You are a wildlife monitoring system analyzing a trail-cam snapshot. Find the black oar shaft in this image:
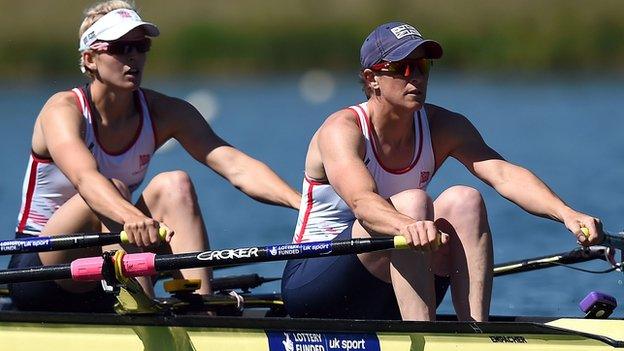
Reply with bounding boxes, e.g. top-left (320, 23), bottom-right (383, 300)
top-left (0, 233), bottom-right (122, 255)
top-left (0, 228), bottom-right (167, 255)
top-left (154, 238), bottom-right (398, 271)
top-left (0, 264), bottom-right (72, 284)
top-left (0, 237), bottom-right (405, 285)
top-left (493, 247), bottom-right (607, 277)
